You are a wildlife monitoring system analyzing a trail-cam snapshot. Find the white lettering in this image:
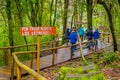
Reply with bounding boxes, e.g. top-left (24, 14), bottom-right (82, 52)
top-left (22, 27), bottom-right (28, 31)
